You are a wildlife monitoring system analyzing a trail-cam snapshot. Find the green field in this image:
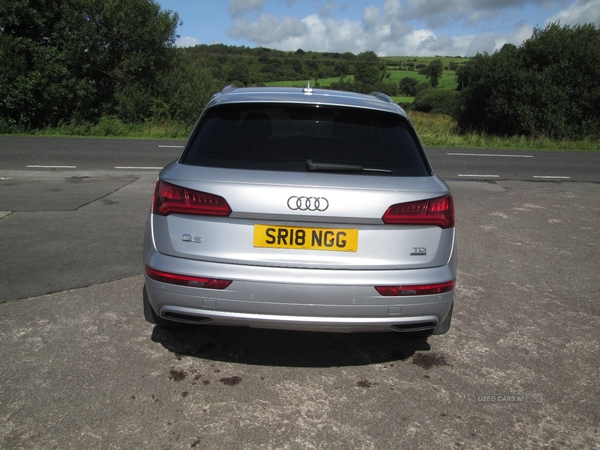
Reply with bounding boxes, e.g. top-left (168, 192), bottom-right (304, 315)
top-left (265, 76), bottom-right (354, 88)
top-left (265, 59), bottom-right (460, 103)
top-left (266, 78), bottom-right (417, 103)
top-left (265, 69), bottom-right (458, 91)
